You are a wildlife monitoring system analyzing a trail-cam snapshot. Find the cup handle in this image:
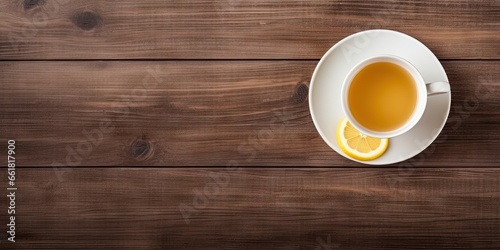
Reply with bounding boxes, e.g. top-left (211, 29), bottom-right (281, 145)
top-left (426, 82), bottom-right (450, 96)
